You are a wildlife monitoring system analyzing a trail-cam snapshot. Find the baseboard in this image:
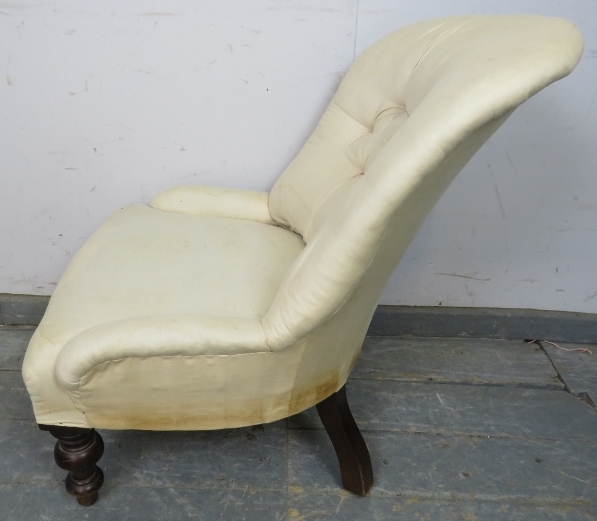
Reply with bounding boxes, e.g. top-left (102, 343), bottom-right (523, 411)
top-left (0, 294), bottom-right (49, 327)
top-left (1, 293), bottom-right (595, 343)
top-left (368, 305), bottom-right (597, 344)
